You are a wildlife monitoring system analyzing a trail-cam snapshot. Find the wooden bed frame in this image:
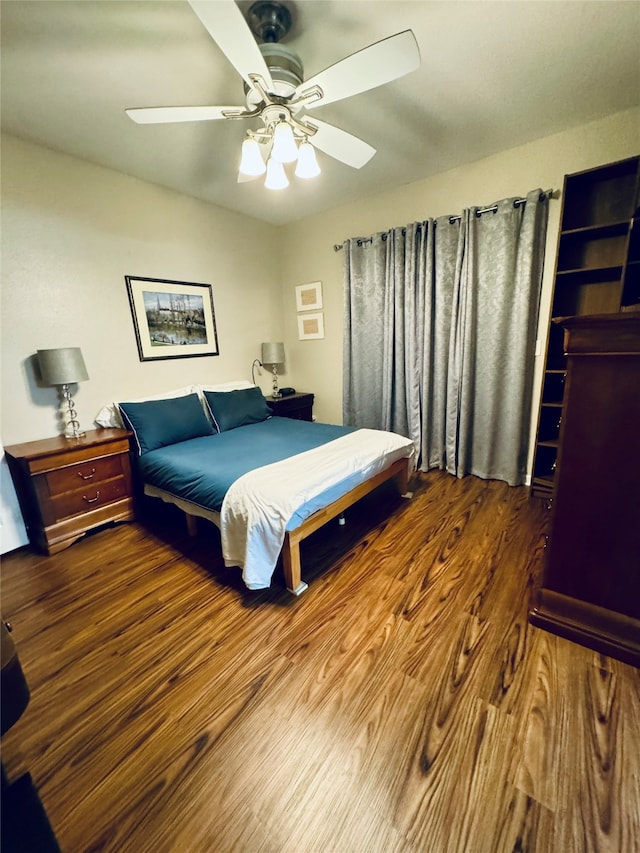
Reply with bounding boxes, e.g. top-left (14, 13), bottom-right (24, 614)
top-left (280, 456), bottom-right (411, 594)
top-left (145, 456), bottom-right (412, 595)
